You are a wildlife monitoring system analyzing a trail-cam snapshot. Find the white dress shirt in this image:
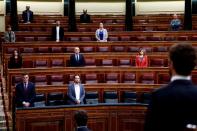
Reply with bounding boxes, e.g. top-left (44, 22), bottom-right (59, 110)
top-left (24, 82), bottom-right (28, 89)
top-left (171, 75), bottom-right (191, 82)
top-left (56, 26), bottom-right (60, 41)
top-left (74, 83), bottom-right (80, 101)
